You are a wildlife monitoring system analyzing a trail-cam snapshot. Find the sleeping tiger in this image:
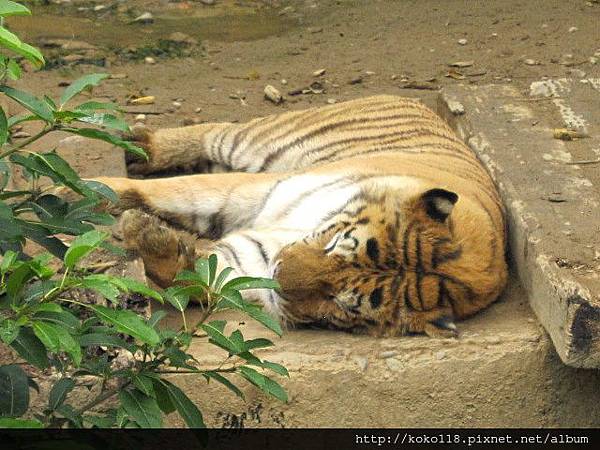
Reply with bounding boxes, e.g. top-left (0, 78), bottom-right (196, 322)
top-left (94, 95), bottom-right (508, 337)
